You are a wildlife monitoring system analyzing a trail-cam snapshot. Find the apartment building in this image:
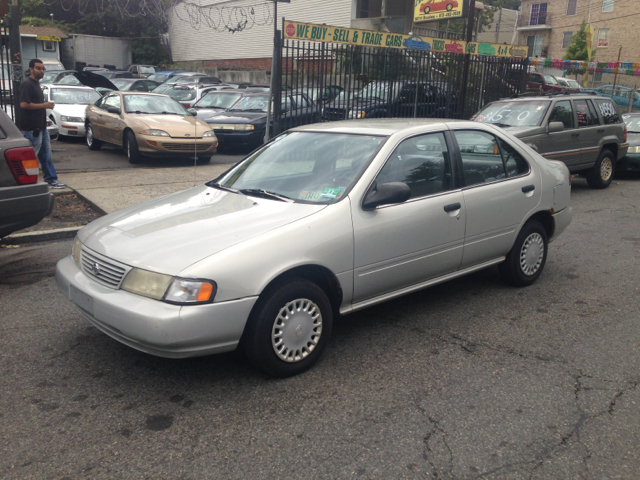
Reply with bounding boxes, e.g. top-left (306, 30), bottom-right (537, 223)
top-left (518, 0), bottom-right (640, 62)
